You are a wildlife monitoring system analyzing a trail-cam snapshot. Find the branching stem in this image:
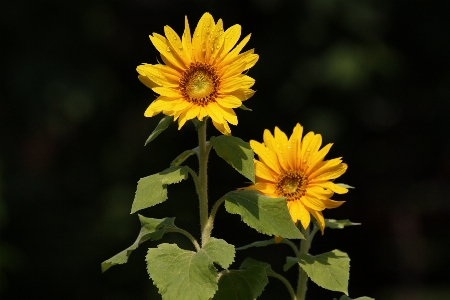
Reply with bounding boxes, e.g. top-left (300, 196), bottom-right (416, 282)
top-left (203, 197), bottom-right (226, 239)
top-left (165, 228), bottom-right (201, 251)
top-left (268, 272), bottom-right (297, 300)
top-left (280, 238), bottom-right (301, 258)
